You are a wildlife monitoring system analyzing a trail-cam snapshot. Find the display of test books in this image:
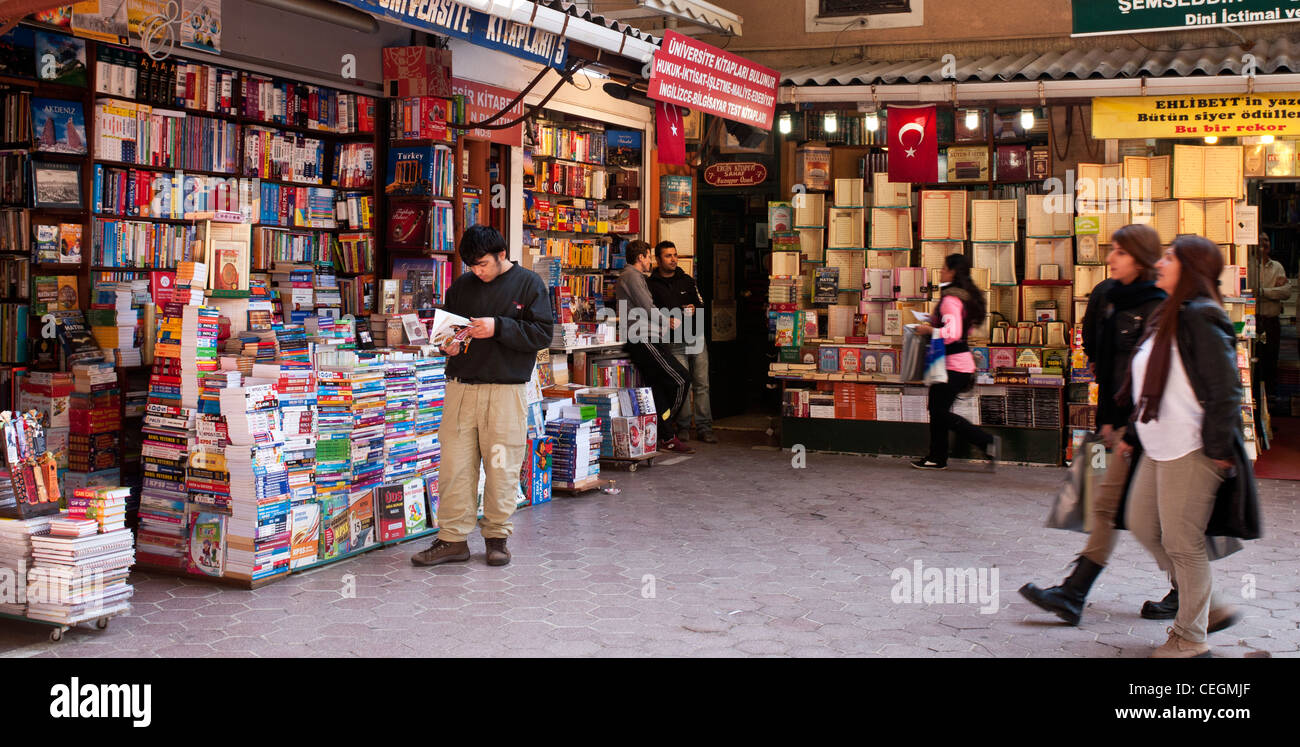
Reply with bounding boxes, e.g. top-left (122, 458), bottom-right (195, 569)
top-left (30, 159), bottom-right (83, 208)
